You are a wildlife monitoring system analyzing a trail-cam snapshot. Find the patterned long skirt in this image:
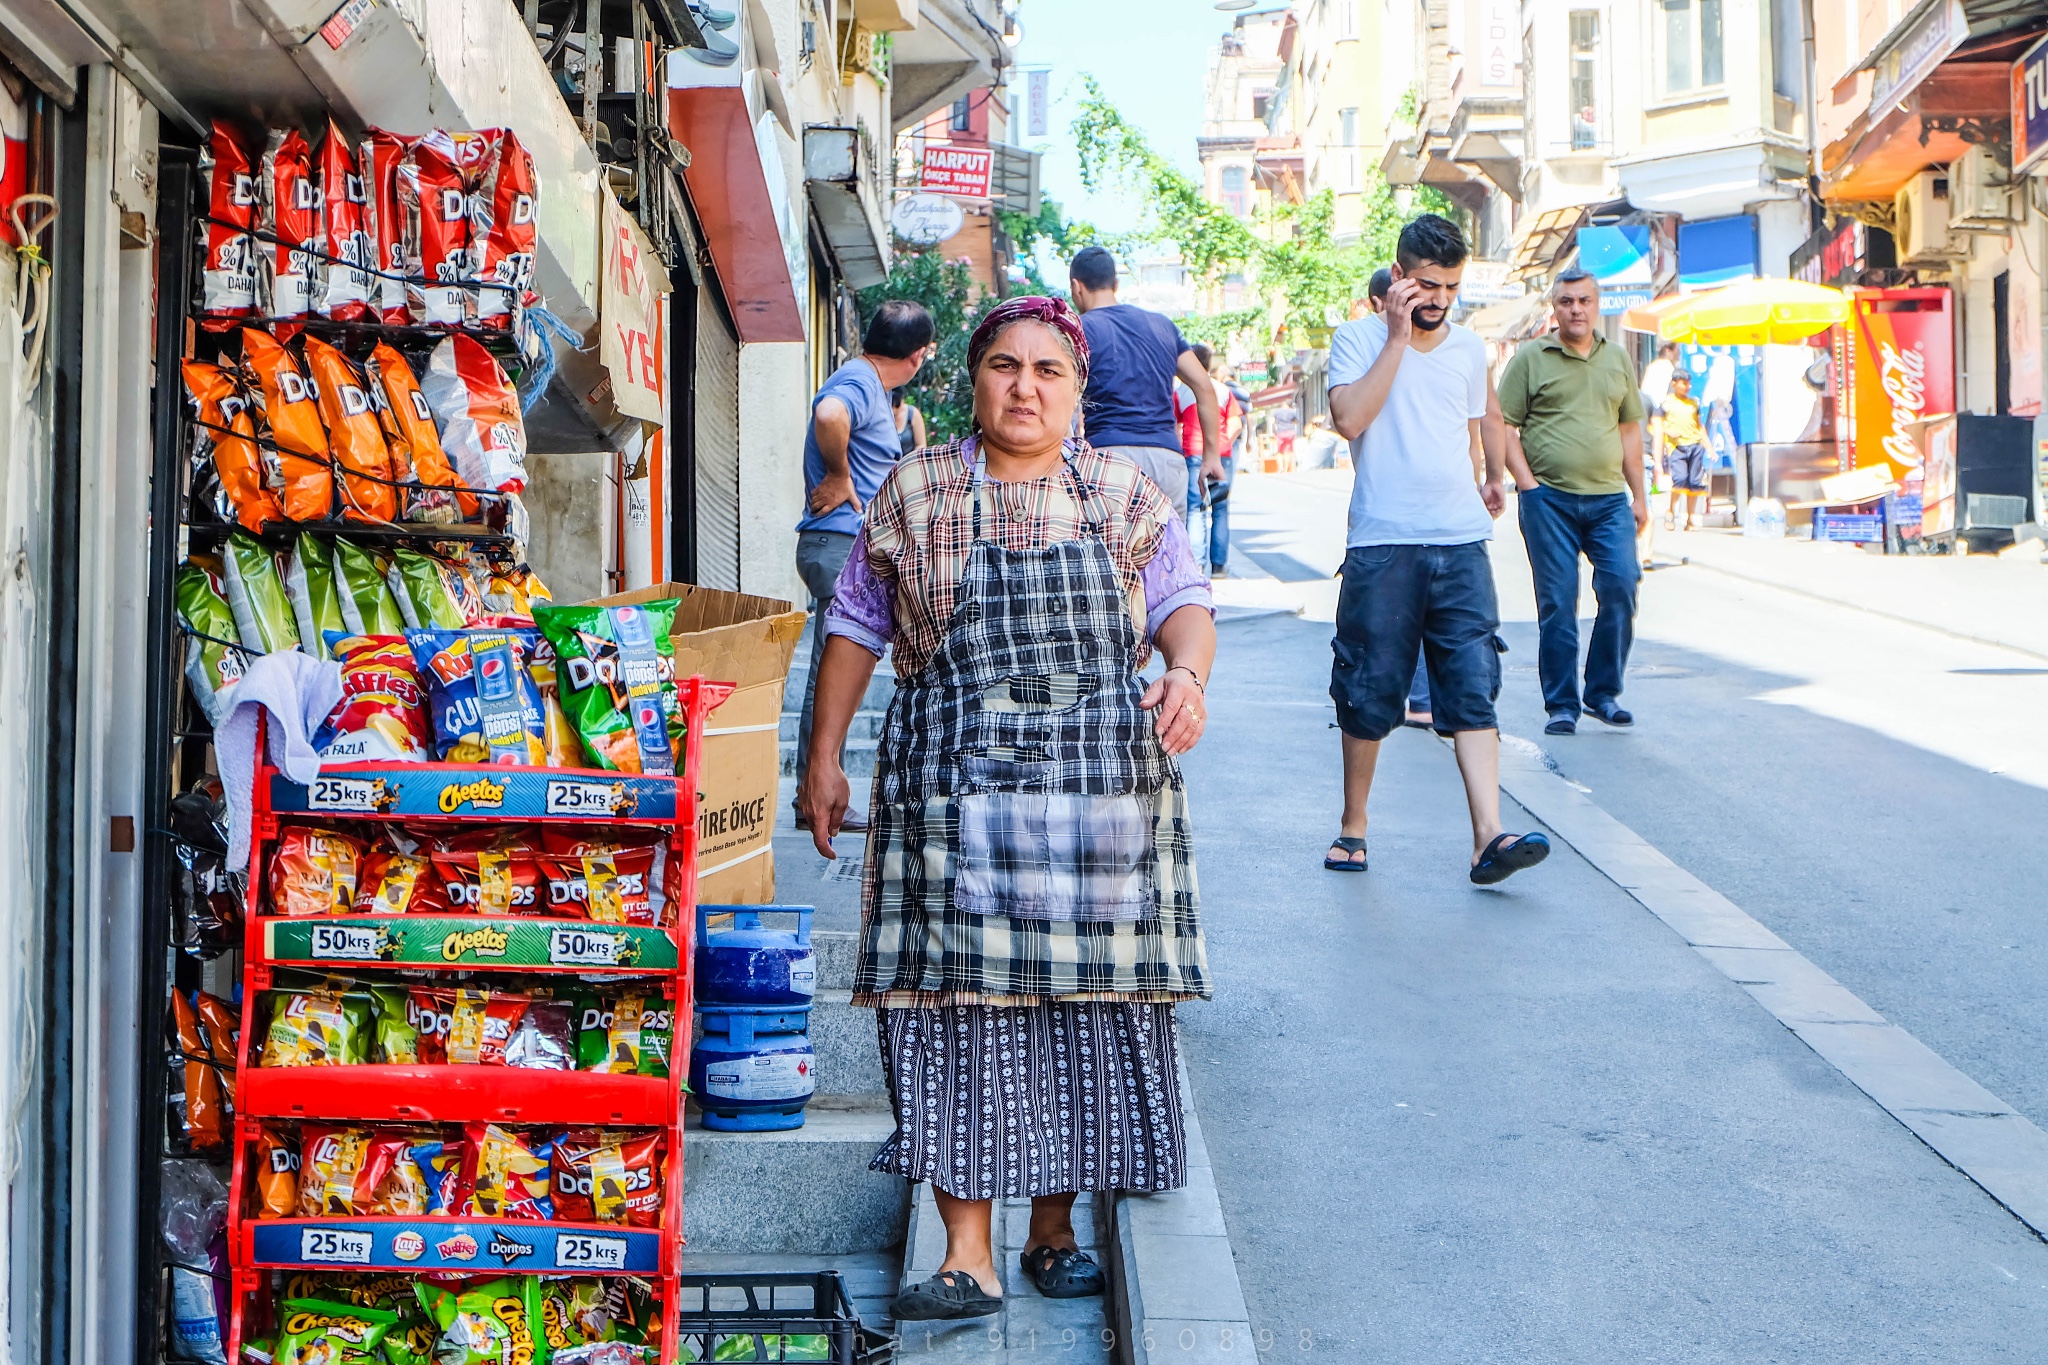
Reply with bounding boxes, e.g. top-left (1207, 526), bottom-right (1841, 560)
top-left (869, 1001), bottom-right (1188, 1200)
